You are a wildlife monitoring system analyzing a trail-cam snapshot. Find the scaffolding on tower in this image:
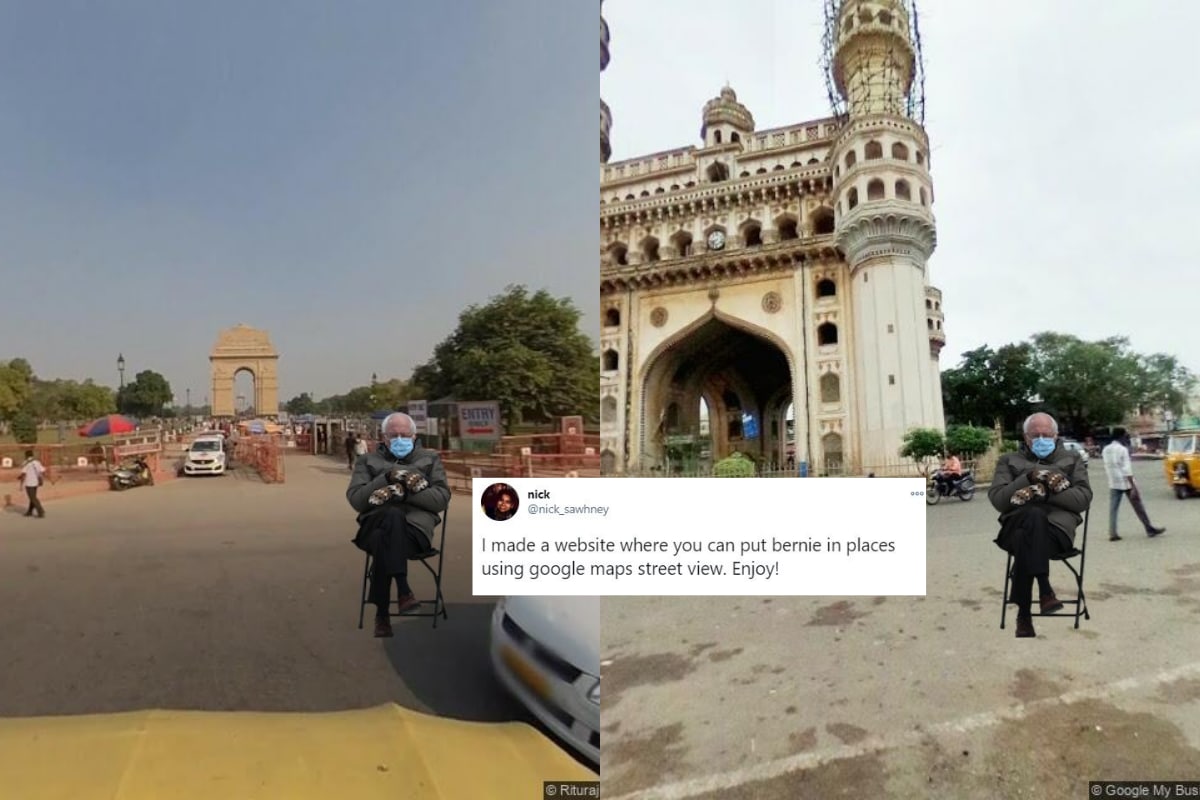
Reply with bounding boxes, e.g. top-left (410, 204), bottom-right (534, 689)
top-left (820, 0), bottom-right (927, 126)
